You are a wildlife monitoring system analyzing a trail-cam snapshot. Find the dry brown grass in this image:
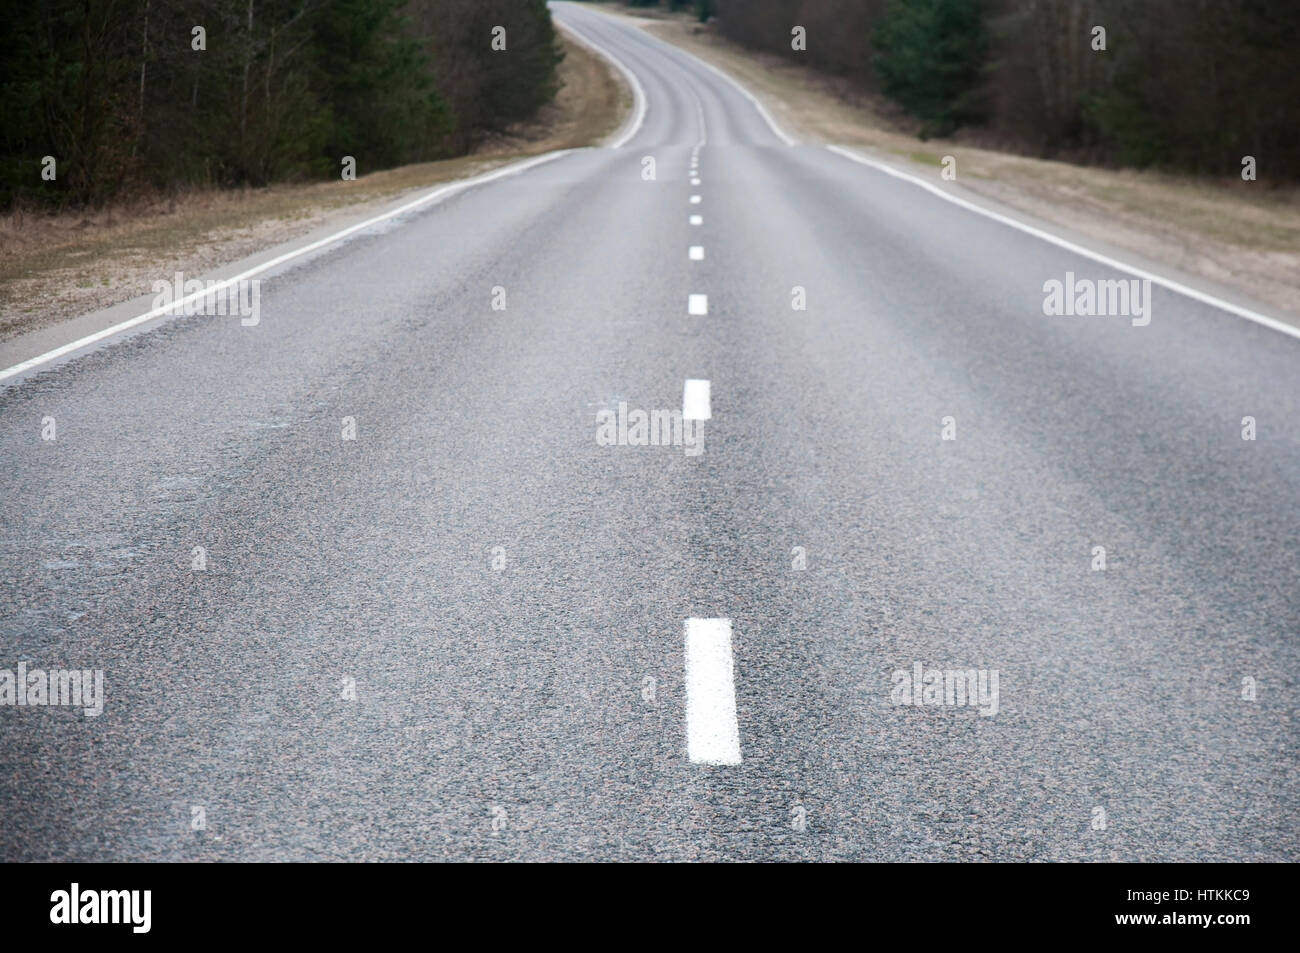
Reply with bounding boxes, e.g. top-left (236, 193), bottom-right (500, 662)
top-left (0, 31), bottom-right (628, 341)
